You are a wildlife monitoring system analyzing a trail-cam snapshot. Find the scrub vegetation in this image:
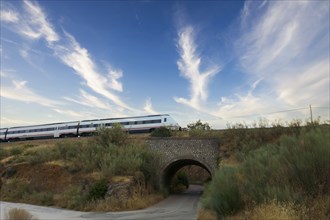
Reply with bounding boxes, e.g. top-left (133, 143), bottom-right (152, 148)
top-left (0, 124), bottom-right (163, 211)
top-left (1, 119), bottom-right (329, 219)
top-left (196, 119), bottom-right (330, 220)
